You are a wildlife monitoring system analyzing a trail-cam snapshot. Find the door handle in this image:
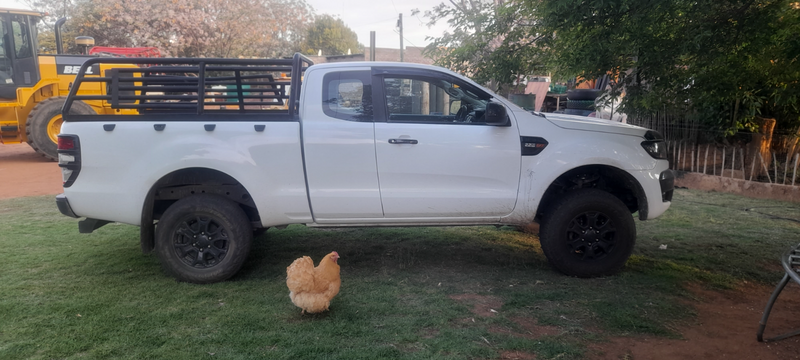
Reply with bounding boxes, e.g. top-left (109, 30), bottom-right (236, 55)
top-left (388, 138), bottom-right (418, 145)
